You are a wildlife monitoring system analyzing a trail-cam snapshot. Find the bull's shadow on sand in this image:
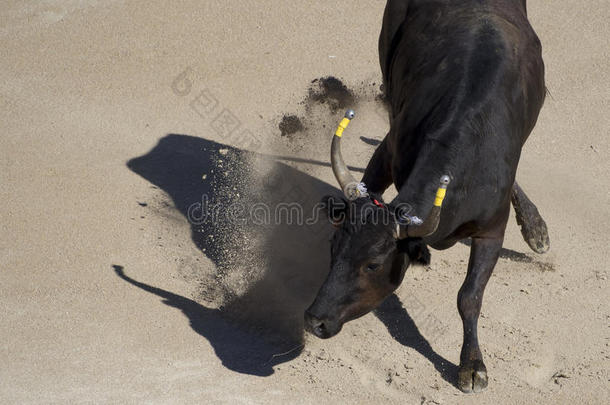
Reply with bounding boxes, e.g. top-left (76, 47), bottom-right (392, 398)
top-left (375, 294), bottom-right (459, 387)
top-left (120, 133), bottom-right (458, 382)
top-left (122, 133), bottom-right (339, 376)
top-left (113, 265), bottom-right (293, 375)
